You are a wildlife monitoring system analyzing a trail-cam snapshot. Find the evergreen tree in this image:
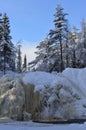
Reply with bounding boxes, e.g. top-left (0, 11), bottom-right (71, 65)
top-left (0, 13), bottom-right (16, 74)
top-left (81, 19), bottom-right (86, 48)
top-left (0, 14), bottom-right (3, 70)
top-left (63, 25), bottom-right (71, 68)
top-left (16, 44), bottom-right (22, 72)
top-left (76, 19), bottom-right (86, 67)
top-left (29, 38), bottom-right (49, 71)
top-left (48, 5), bottom-right (68, 72)
top-left (69, 26), bottom-right (78, 68)
top-left (0, 13), bottom-right (3, 43)
top-left (29, 5), bottom-right (69, 72)
top-left (23, 54), bottom-right (27, 72)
